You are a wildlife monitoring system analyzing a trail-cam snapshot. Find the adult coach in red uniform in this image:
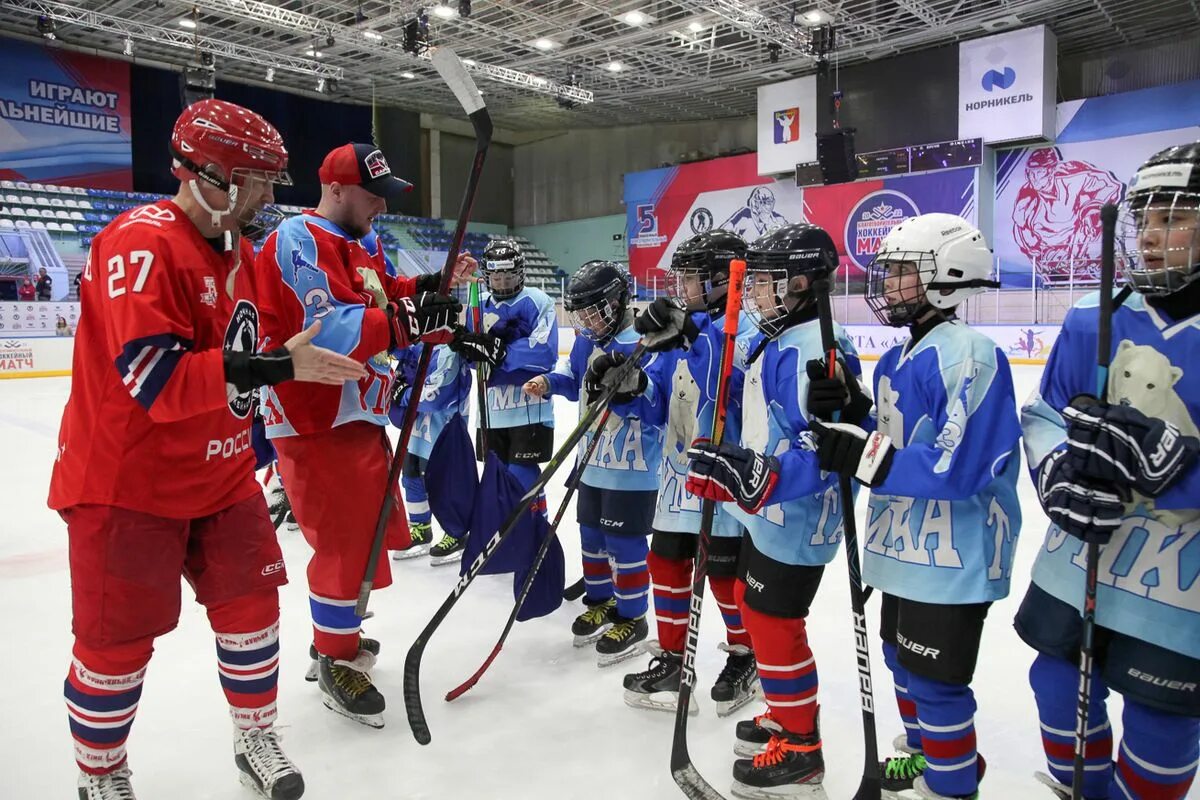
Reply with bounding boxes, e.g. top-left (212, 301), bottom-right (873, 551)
top-left (255, 142), bottom-right (472, 728)
top-left (49, 99), bottom-right (364, 800)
